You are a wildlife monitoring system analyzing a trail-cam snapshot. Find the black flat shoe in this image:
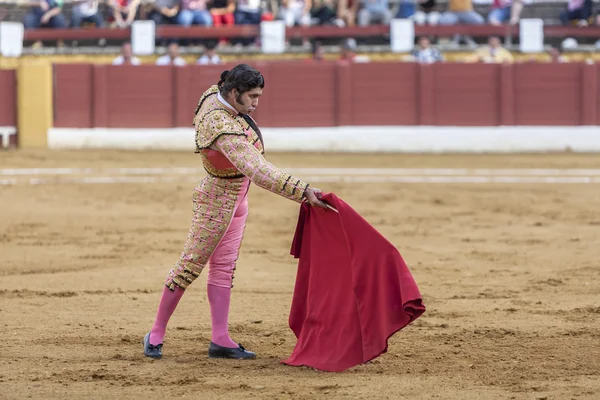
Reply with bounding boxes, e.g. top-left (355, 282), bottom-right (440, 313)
top-left (208, 342), bottom-right (256, 360)
top-left (143, 332), bottom-right (163, 359)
